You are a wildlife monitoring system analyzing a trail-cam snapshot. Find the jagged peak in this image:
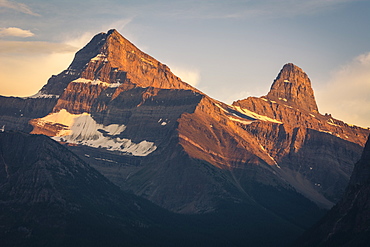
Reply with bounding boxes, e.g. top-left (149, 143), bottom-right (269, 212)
top-left (69, 29), bottom-right (144, 70)
top-left (40, 29), bottom-right (198, 108)
top-left (107, 28), bottom-right (118, 35)
top-left (266, 63), bottom-right (319, 113)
